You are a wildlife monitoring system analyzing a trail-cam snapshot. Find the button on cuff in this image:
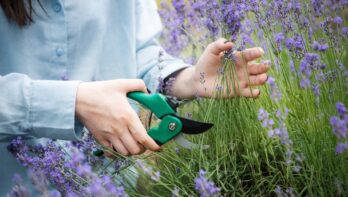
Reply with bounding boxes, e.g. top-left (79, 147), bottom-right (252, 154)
top-left (55, 47), bottom-right (64, 57)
